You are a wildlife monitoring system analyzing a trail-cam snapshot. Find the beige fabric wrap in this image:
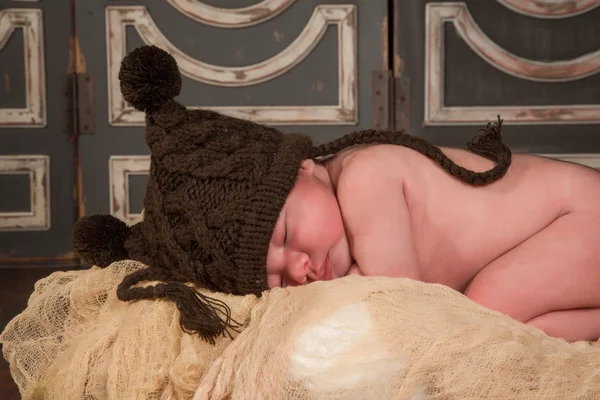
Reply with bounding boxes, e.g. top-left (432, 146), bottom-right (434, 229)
top-left (2, 260), bottom-right (600, 399)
